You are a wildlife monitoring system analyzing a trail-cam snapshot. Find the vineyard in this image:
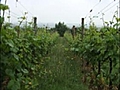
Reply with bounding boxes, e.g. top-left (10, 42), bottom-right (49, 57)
top-left (0, 1), bottom-right (120, 90)
top-left (70, 22), bottom-right (120, 90)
